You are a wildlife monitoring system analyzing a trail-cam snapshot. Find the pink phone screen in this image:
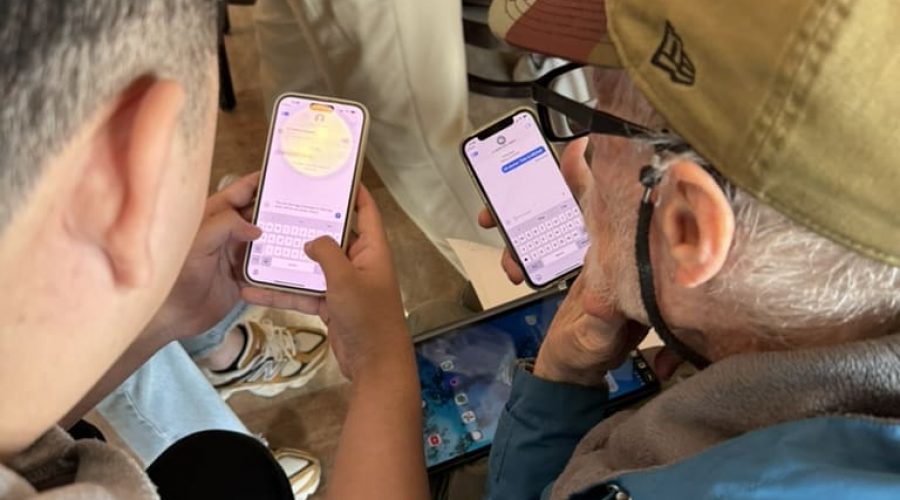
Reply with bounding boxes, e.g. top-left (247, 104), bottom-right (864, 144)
top-left (464, 111), bottom-right (589, 287)
top-left (246, 96), bottom-right (365, 293)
